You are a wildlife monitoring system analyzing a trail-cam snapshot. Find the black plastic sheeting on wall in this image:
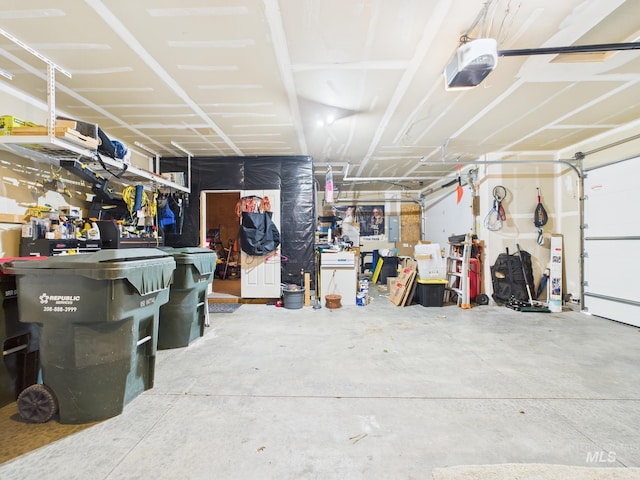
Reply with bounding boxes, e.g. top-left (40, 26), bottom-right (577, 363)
top-left (160, 156), bottom-right (316, 289)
